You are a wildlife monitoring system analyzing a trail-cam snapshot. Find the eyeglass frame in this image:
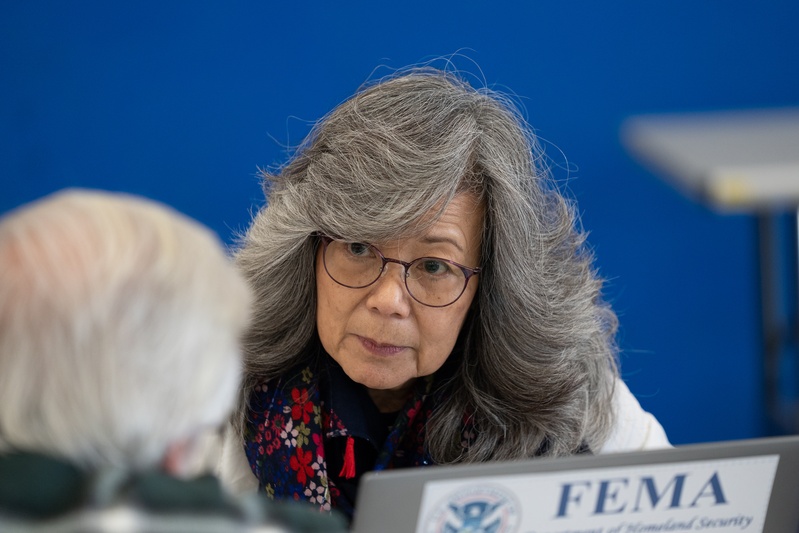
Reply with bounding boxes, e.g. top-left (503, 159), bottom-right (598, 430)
top-left (317, 234), bottom-right (482, 308)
